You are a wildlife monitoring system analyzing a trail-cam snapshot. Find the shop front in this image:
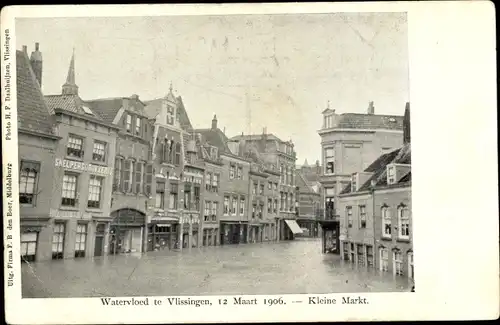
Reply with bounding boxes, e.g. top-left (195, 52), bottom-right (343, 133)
top-left (220, 222), bottom-right (247, 245)
top-left (109, 209), bottom-right (146, 255)
top-left (318, 220), bottom-right (340, 254)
